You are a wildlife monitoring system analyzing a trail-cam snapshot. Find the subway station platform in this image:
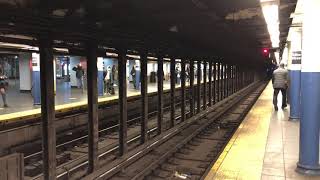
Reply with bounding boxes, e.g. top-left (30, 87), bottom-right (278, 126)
top-left (205, 83), bottom-right (318, 180)
top-left (0, 79), bottom-right (202, 122)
